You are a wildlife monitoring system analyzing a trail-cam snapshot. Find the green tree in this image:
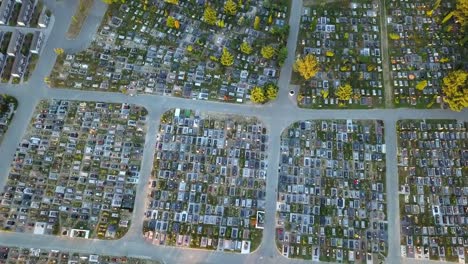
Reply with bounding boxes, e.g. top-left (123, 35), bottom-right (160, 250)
top-left (278, 47), bottom-right (288, 66)
top-left (250, 87), bottom-right (266, 103)
top-left (261, 45), bottom-right (275, 59)
top-left (166, 16), bottom-right (176, 28)
top-left (224, 0), bottom-right (237, 15)
top-left (220, 48), bottom-right (234, 66)
top-left (203, 5), bottom-right (217, 25)
top-left (271, 25), bottom-right (289, 41)
top-left (240, 42), bottom-right (253, 54)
